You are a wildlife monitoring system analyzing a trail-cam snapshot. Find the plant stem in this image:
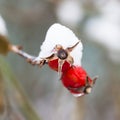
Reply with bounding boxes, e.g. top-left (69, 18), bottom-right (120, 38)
top-left (0, 57), bottom-right (41, 120)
